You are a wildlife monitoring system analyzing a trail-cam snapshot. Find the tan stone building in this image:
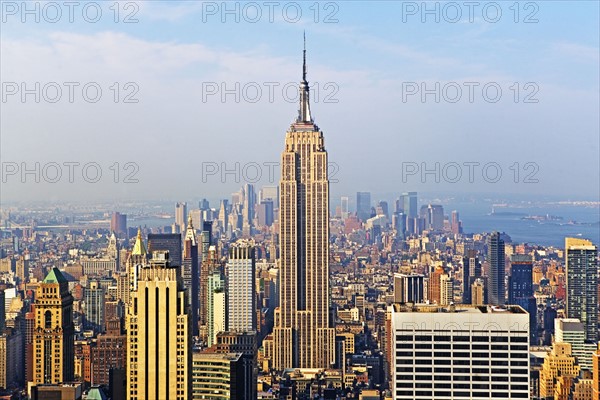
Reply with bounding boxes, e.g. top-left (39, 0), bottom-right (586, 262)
top-left (272, 42), bottom-right (335, 370)
top-left (539, 342), bottom-right (581, 399)
top-left (32, 268), bottom-right (74, 385)
top-left (126, 246), bottom-right (191, 400)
